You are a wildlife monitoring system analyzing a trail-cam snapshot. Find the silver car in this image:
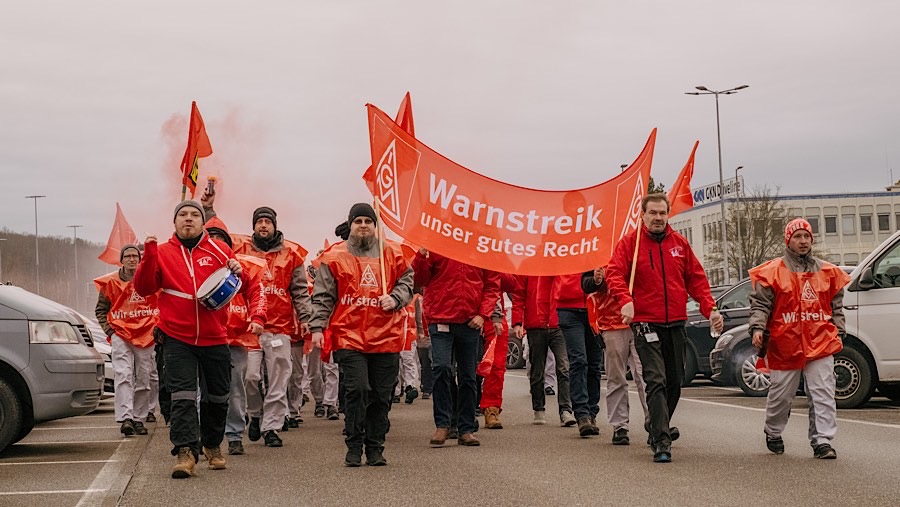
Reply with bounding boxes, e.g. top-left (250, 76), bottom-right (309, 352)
top-left (0, 285), bottom-right (104, 454)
